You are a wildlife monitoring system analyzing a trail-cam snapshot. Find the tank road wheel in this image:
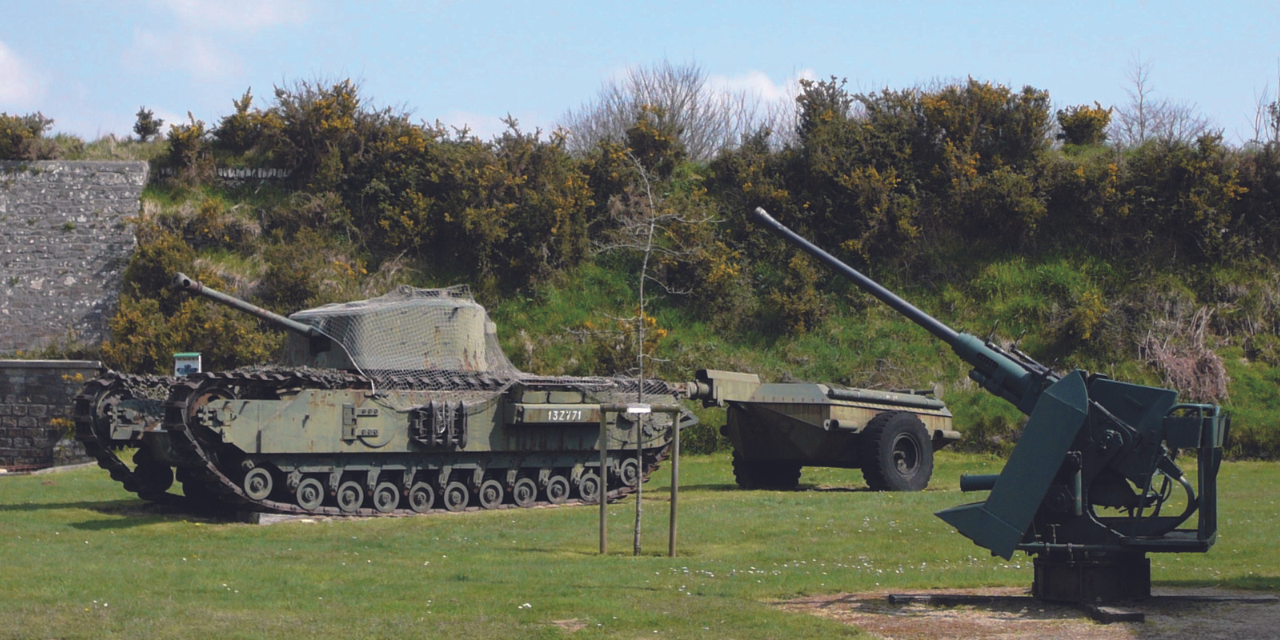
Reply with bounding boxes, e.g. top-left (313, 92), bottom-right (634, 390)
top-left (512, 477), bottom-right (538, 508)
top-left (478, 479), bottom-right (504, 510)
top-left (443, 481), bottom-right (470, 512)
top-left (337, 481), bottom-right (365, 513)
top-left (131, 448), bottom-right (173, 498)
top-left (545, 475), bottom-right (570, 505)
top-left (181, 479), bottom-right (217, 506)
top-left (731, 449), bottom-right (801, 490)
top-left (408, 482), bottom-right (436, 513)
top-left (578, 471), bottom-right (602, 504)
top-left (861, 412), bottom-right (934, 492)
top-left (295, 478), bottom-right (325, 511)
top-left (373, 482), bottom-right (400, 513)
top-left (618, 458), bottom-right (640, 487)
top-left (243, 468), bottom-right (274, 500)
